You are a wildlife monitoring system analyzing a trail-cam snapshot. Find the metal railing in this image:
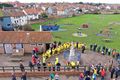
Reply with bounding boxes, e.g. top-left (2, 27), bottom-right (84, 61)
top-left (0, 66), bottom-right (85, 72)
